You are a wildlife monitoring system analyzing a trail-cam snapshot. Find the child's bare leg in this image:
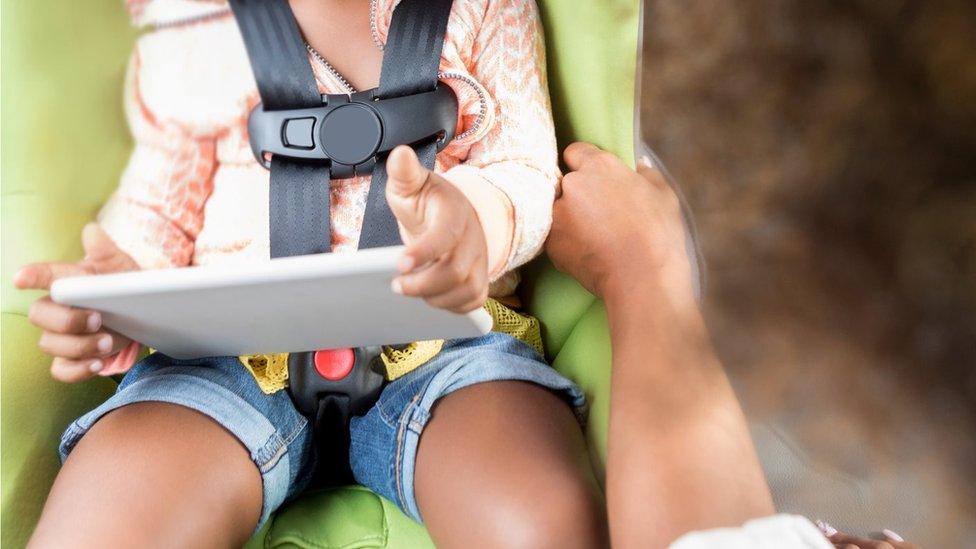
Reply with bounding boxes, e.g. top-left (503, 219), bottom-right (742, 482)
top-left (30, 402), bottom-right (262, 549)
top-left (415, 381), bottom-right (608, 548)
